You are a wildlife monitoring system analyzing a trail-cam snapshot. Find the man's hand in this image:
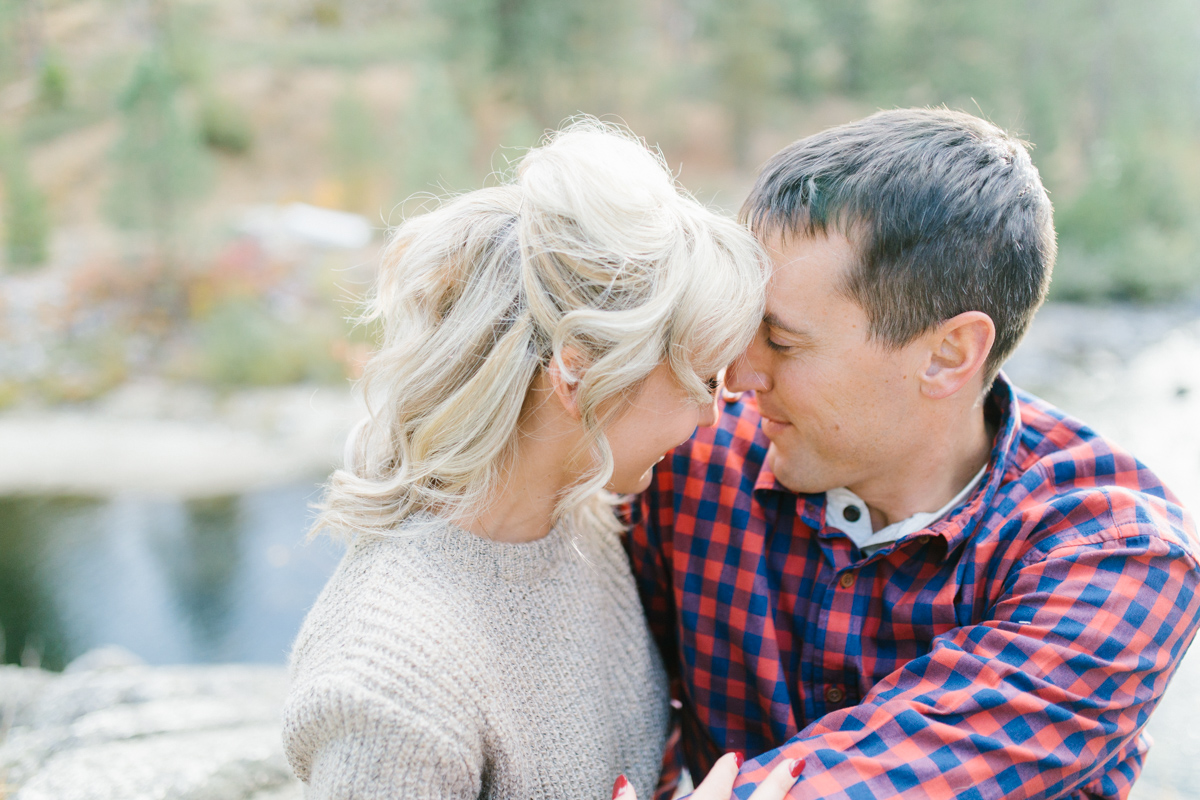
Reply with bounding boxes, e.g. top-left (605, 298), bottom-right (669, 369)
top-left (612, 753), bottom-right (805, 800)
